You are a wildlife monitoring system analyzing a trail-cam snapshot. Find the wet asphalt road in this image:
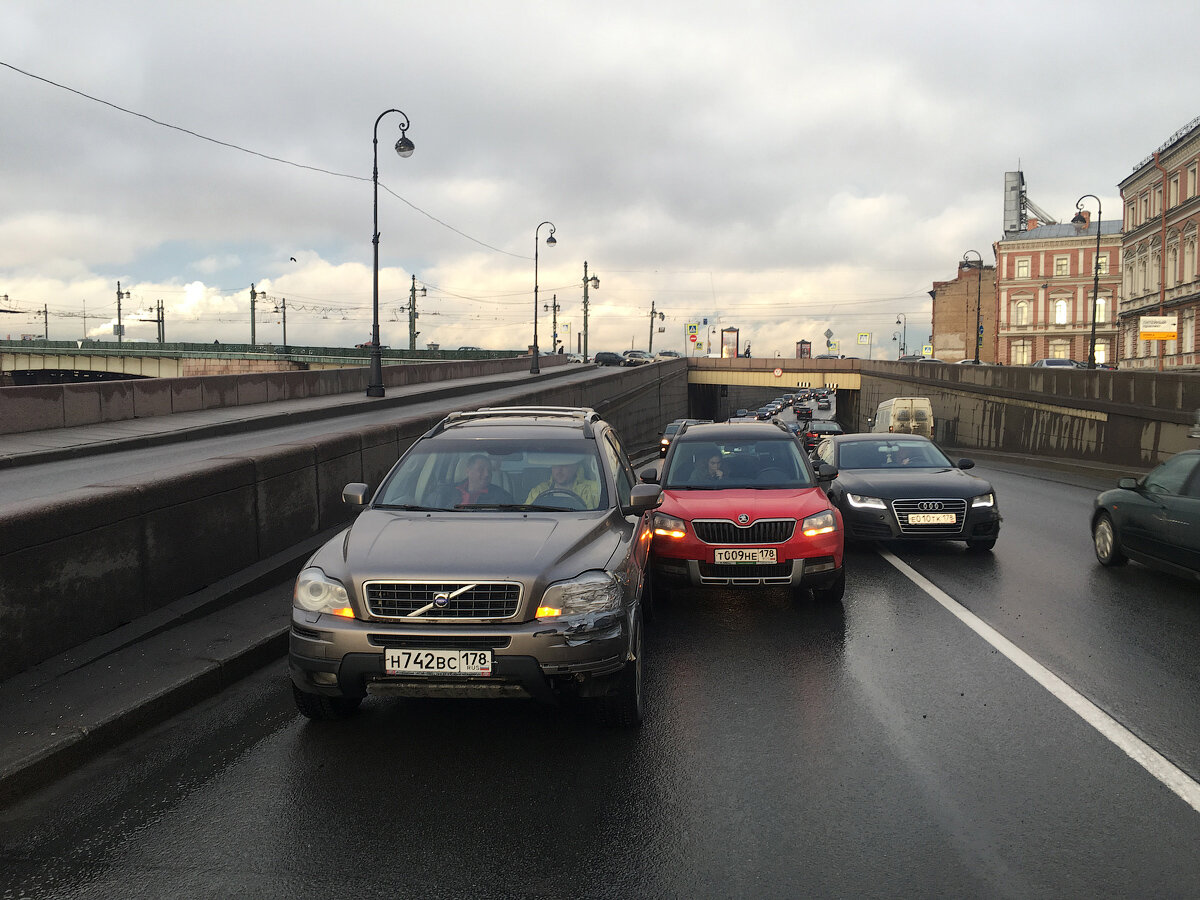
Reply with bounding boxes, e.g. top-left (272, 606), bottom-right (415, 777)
top-left (3, 464), bottom-right (1200, 897)
top-left (3, 397), bottom-right (1199, 897)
